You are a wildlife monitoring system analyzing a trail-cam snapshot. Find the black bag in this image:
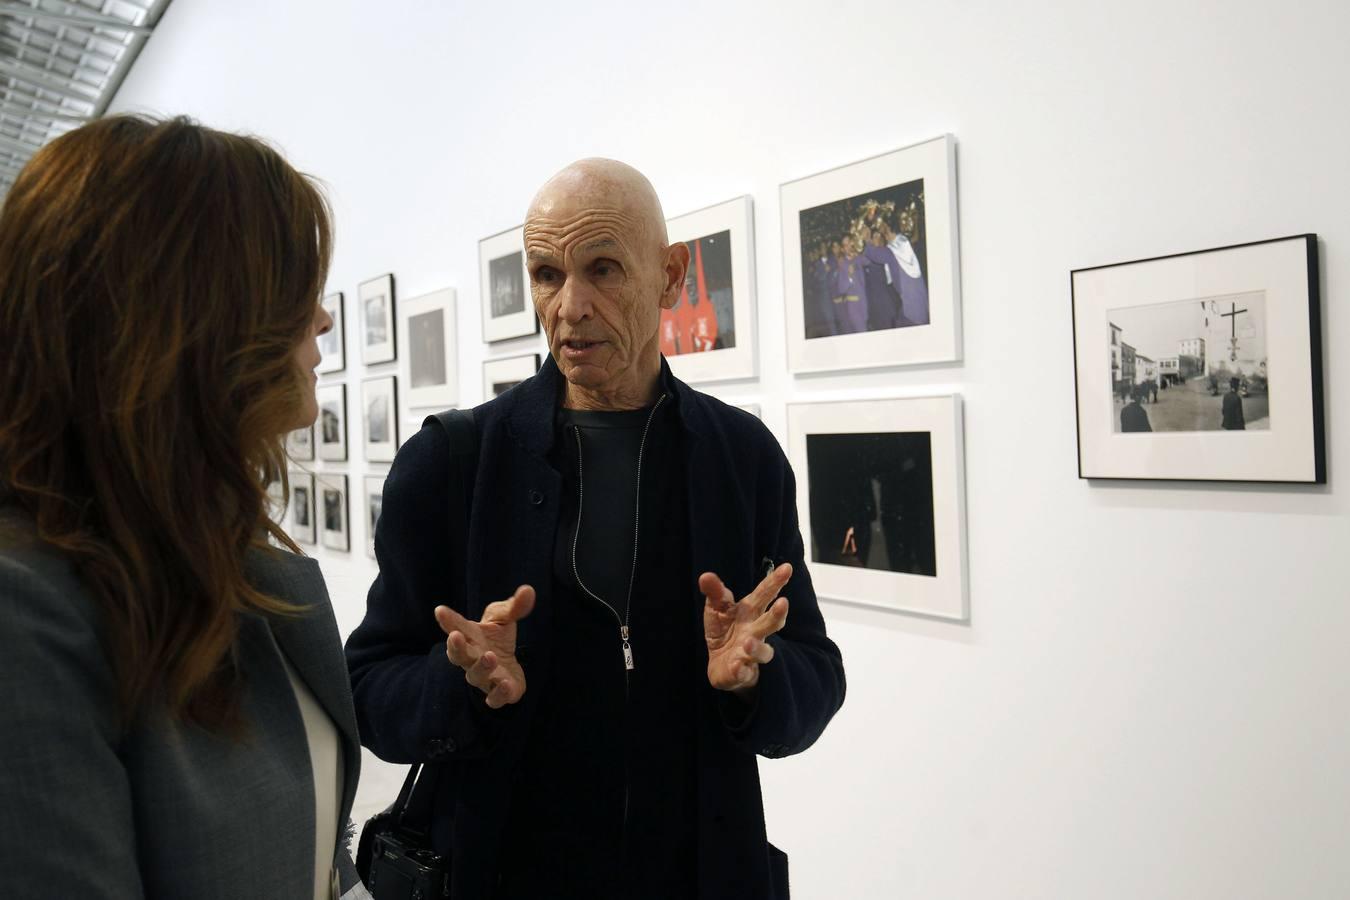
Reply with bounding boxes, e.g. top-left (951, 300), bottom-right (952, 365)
top-left (356, 408), bottom-right (479, 899)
